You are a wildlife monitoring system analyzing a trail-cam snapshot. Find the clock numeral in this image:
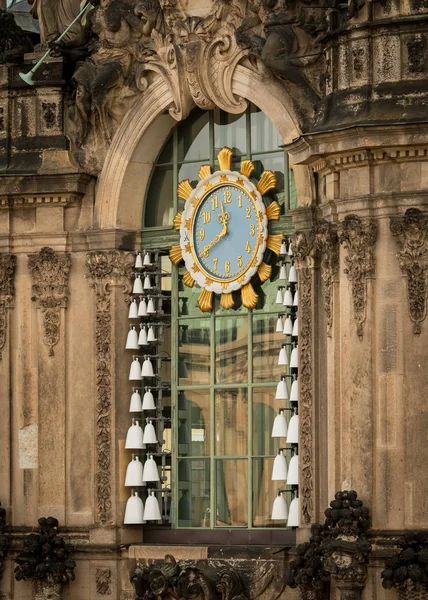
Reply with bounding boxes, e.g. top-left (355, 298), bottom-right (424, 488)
top-left (237, 255), bottom-right (243, 268)
top-left (213, 258), bottom-right (218, 271)
top-left (250, 224), bottom-right (255, 236)
top-left (238, 195), bottom-right (242, 208)
top-left (246, 205), bottom-right (252, 219)
top-left (202, 210), bottom-right (211, 224)
top-left (245, 241), bottom-right (251, 253)
top-left (223, 190), bottom-right (232, 204)
top-left (225, 260), bottom-right (231, 274)
top-left (199, 228), bottom-right (205, 241)
top-left (211, 196), bottom-right (218, 210)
